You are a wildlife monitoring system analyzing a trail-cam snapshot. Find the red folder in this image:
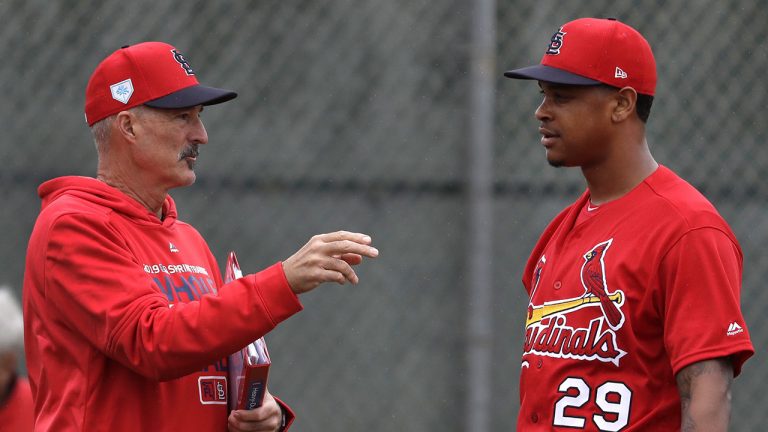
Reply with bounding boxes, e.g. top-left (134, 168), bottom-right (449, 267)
top-left (225, 251), bottom-right (272, 410)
